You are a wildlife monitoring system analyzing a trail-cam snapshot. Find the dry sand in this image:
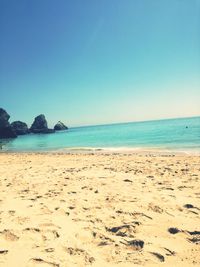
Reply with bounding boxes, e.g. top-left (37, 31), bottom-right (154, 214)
top-left (0, 152), bottom-right (199, 267)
